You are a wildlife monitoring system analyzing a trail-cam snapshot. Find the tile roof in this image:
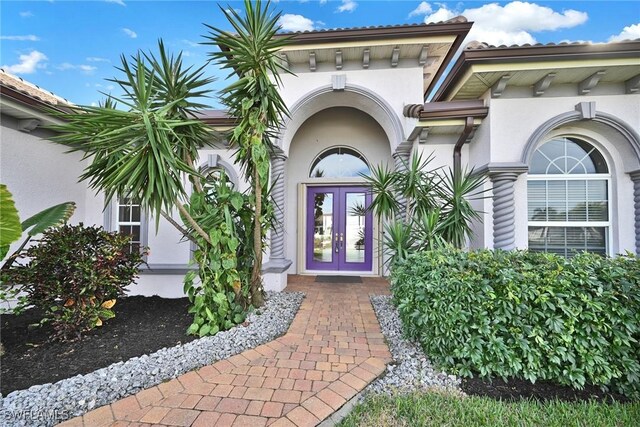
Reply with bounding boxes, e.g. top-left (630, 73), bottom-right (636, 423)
top-left (464, 38), bottom-right (640, 50)
top-left (0, 68), bottom-right (71, 107)
top-left (278, 16), bottom-right (468, 35)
